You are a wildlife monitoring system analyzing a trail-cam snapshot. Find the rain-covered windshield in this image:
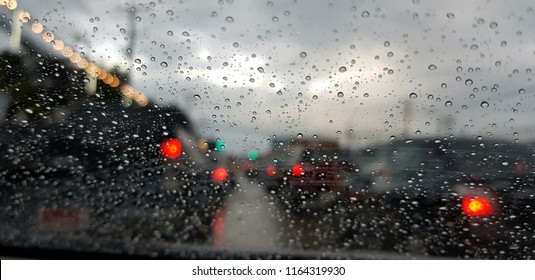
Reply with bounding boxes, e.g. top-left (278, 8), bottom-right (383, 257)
top-left (1, 0), bottom-right (534, 259)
